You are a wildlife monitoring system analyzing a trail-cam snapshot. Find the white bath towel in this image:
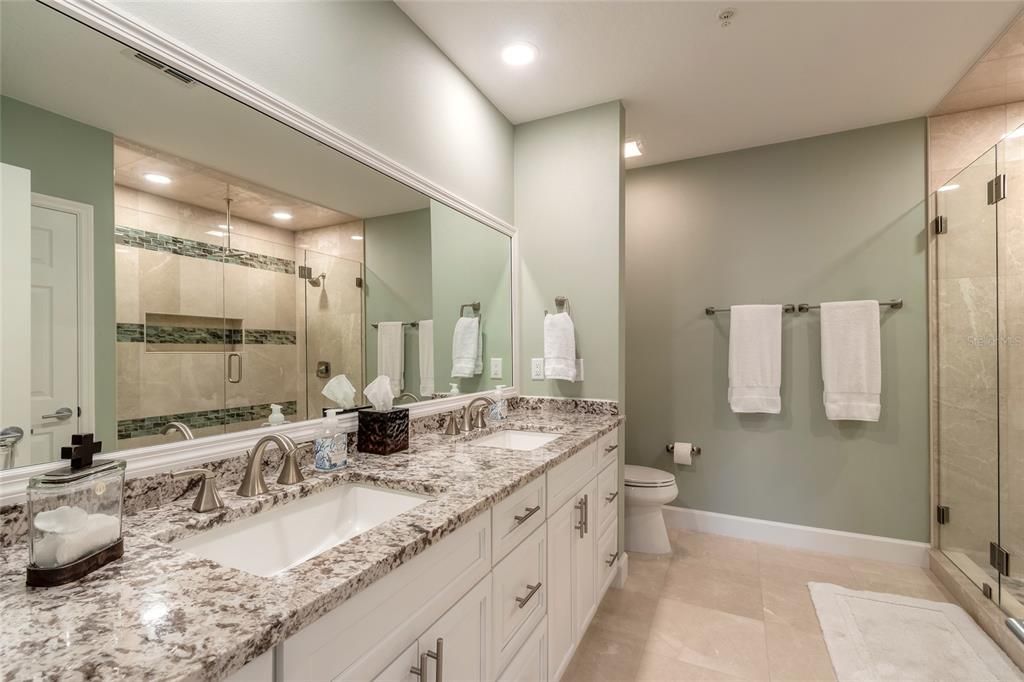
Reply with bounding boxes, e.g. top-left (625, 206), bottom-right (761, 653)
top-left (418, 319), bottom-right (434, 396)
top-left (820, 300), bottom-right (881, 421)
top-left (376, 322), bottom-right (404, 395)
top-left (728, 304), bottom-right (782, 413)
top-left (451, 316), bottom-right (480, 378)
top-left (544, 312), bottom-right (577, 381)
